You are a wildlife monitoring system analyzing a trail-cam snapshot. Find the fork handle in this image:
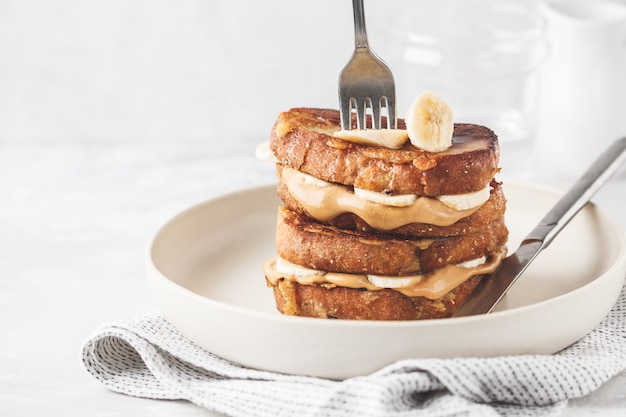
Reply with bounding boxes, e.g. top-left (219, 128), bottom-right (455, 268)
top-left (352, 0), bottom-right (369, 49)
